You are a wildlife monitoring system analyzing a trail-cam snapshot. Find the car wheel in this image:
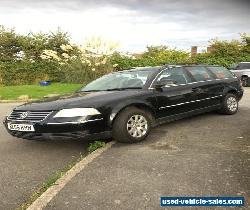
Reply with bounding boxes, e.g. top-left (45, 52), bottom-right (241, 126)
top-left (241, 76), bottom-right (250, 87)
top-left (219, 93), bottom-right (239, 115)
top-left (112, 107), bottom-right (152, 143)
